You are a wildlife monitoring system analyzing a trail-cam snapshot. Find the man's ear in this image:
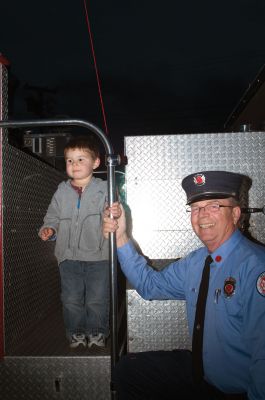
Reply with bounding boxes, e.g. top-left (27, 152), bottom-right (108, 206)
top-left (232, 206), bottom-right (241, 225)
top-left (93, 157), bottom-right (101, 170)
